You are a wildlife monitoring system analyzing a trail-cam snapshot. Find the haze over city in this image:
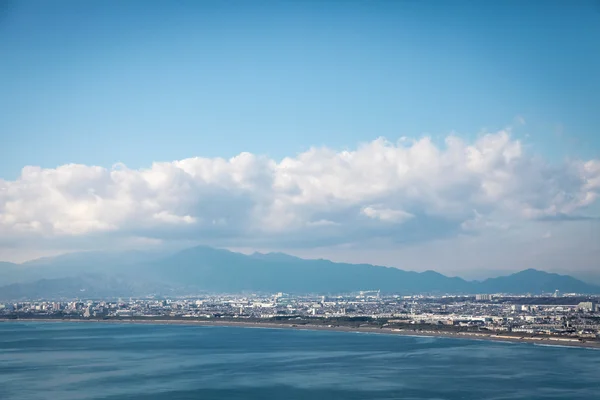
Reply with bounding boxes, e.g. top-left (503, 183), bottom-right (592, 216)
top-left (1, 0), bottom-right (599, 280)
